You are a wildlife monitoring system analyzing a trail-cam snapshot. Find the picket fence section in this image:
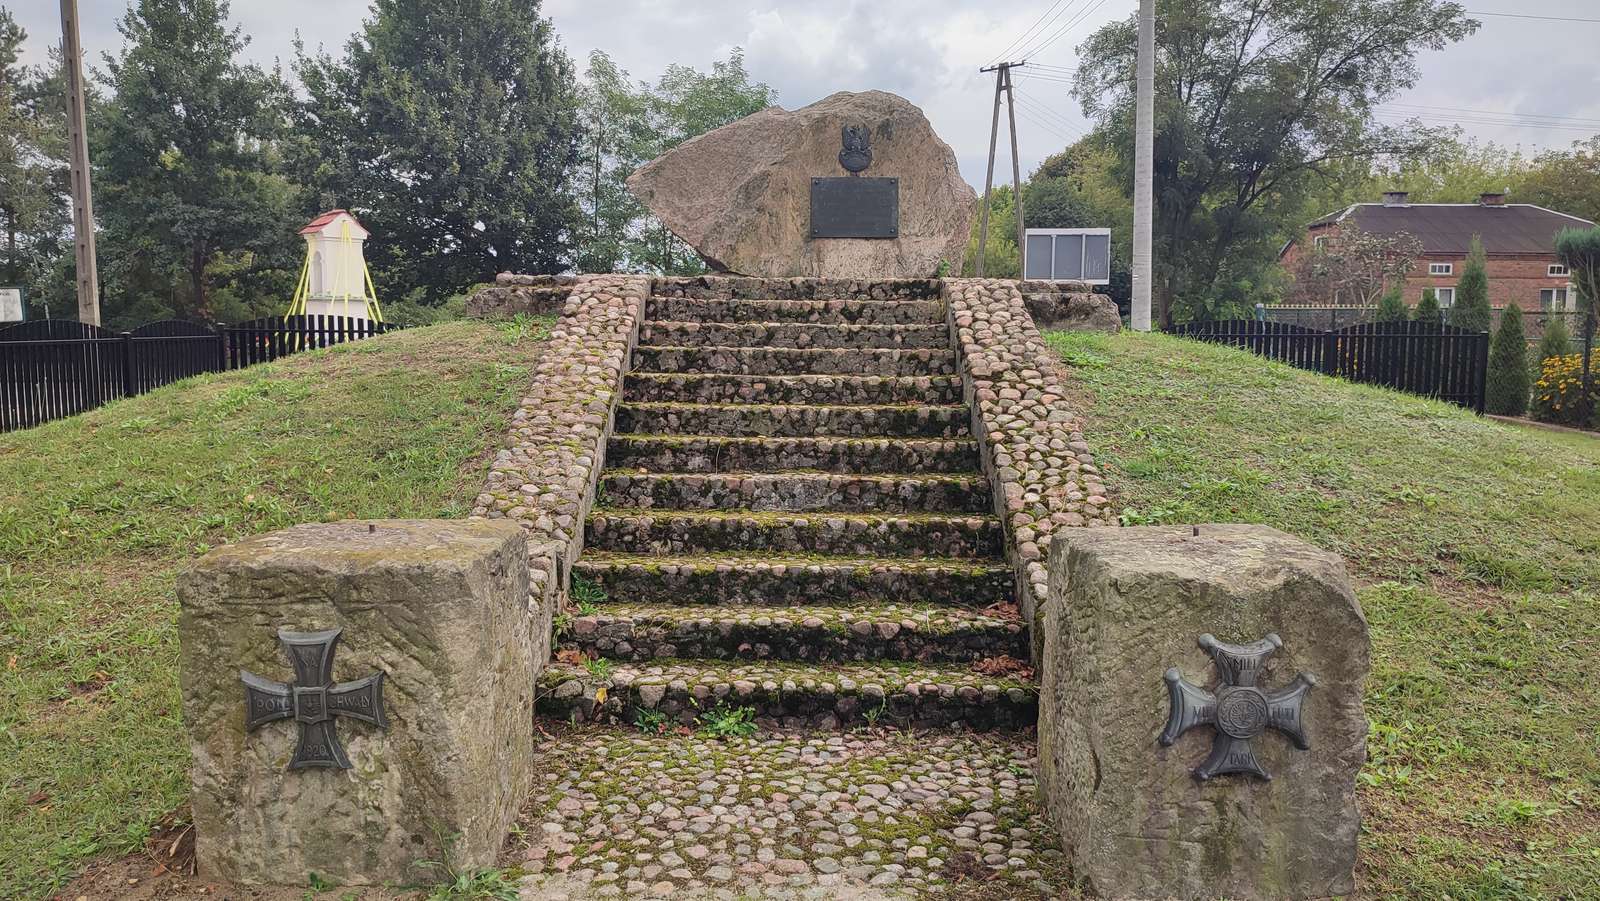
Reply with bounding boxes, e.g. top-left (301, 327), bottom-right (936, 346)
top-left (1170, 319), bottom-right (1489, 412)
top-left (1, 315), bottom-right (395, 432)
